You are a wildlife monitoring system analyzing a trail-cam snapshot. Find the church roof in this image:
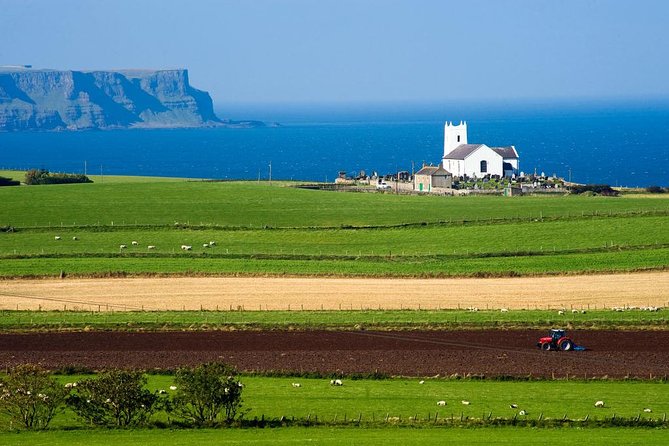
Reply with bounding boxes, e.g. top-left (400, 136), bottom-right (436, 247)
top-left (415, 165), bottom-right (451, 176)
top-left (442, 144), bottom-right (484, 160)
top-left (491, 146), bottom-right (519, 159)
